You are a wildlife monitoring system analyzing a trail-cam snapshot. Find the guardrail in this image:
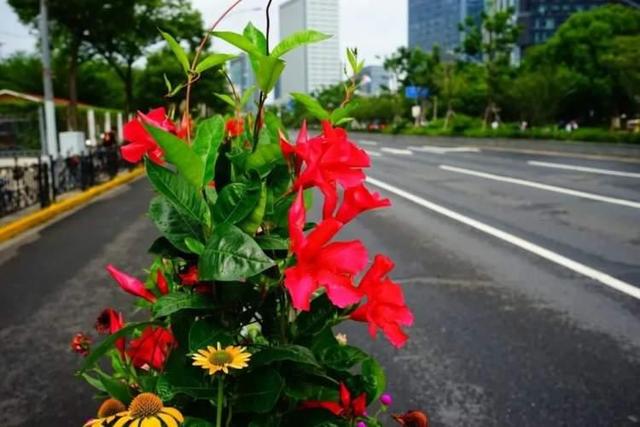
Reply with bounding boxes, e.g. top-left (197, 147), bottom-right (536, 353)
top-left (0, 147), bottom-right (125, 218)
